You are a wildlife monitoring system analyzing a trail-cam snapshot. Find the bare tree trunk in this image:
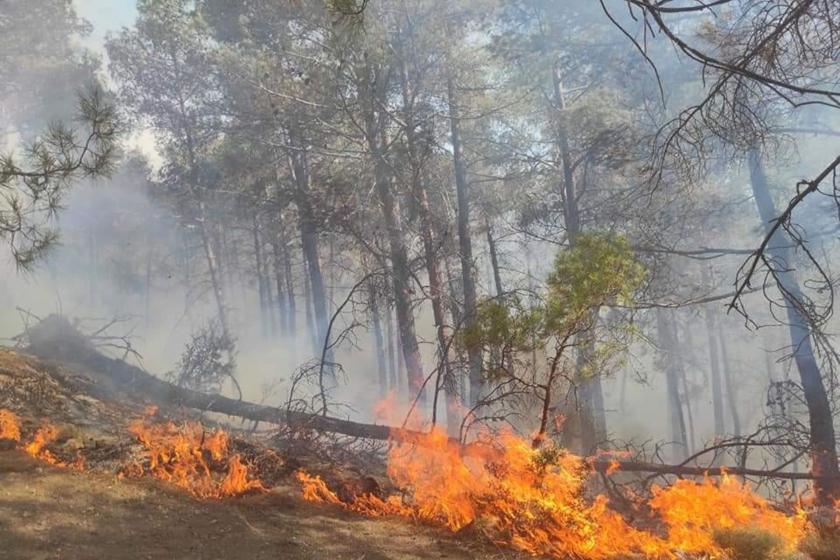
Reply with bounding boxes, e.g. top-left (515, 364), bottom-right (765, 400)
top-left (398, 42), bottom-right (456, 427)
top-left (302, 251), bottom-right (318, 353)
top-left (369, 282), bottom-right (388, 396)
top-left (748, 149), bottom-right (839, 503)
top-left (717, 327), bottom-right (742, 437)
top-left (287, 125), bottom-right (329, 359)
top-left (271, 231), bottom-right (289, 336)
top-left (281, 216), bottom-right (296, 335)
top-left (486, 221), bottom-right (504, 297)
top-left (447, 74), bottom-right (482, 407)
top-left (363, 61), bottom-right (425, 404)
top-left (253, 213), bottom-right (270, 338)
top-left (384, 285), bottom-right (398, 391)
top-left (703, 267), bottom-right (726, 437)
top-left (656, 309), bottom-right (689, 461)
top-left (198, 203), bottom-right (230, 339)
top-left (552, 62), bottom-right (605, 446)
